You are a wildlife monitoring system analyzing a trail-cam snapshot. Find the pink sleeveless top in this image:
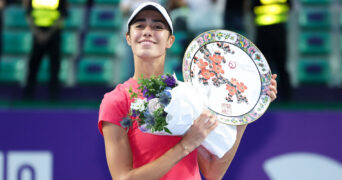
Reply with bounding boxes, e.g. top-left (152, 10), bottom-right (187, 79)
top-left (98, 78), bottom-right (201, 180)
